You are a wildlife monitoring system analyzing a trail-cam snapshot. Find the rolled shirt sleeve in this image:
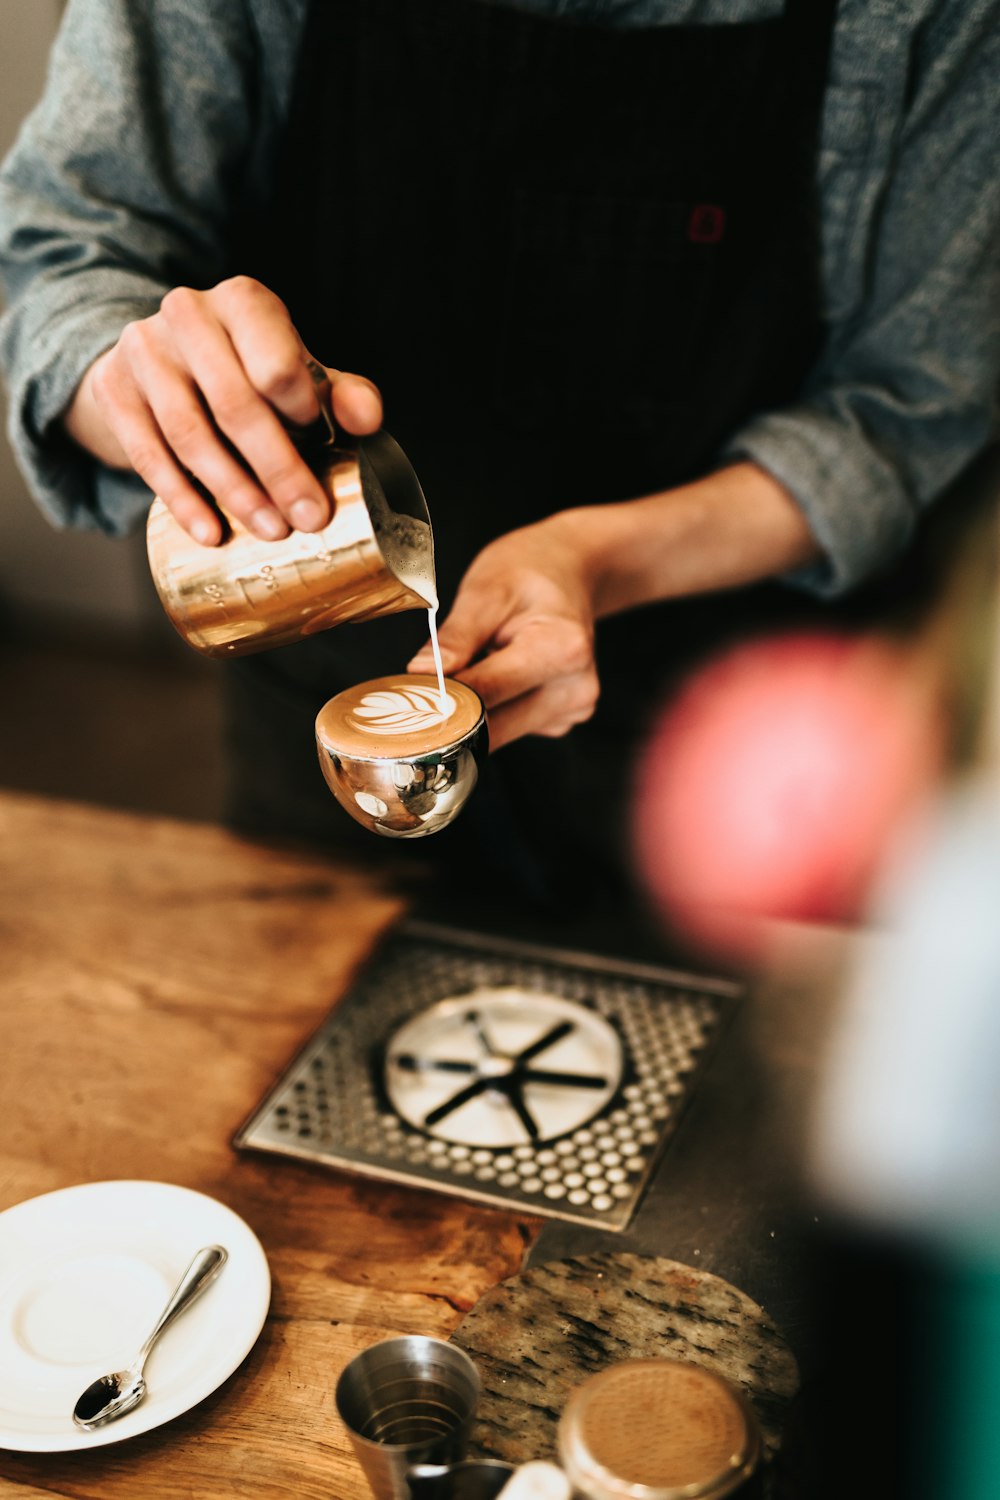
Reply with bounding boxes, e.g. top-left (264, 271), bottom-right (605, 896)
top-left (725, 0), bottom-right (1000, 596)
top-left (0, 0), bottom-right (280, 535)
